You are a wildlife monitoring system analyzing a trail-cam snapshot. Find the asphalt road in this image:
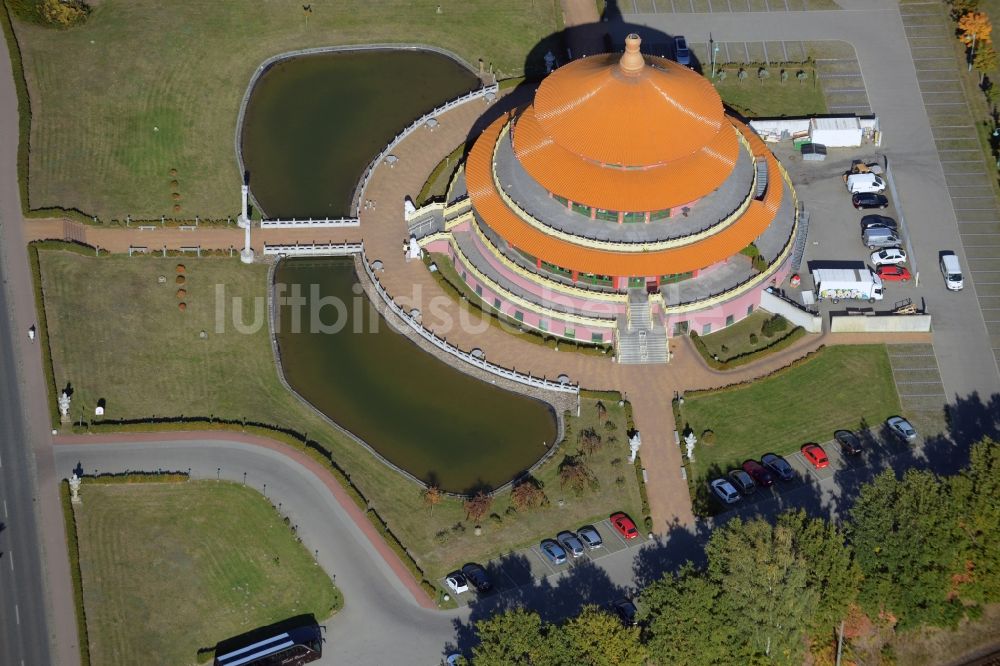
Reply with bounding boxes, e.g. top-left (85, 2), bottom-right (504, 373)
top-left (0, 249), bottom-right (50, 666)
